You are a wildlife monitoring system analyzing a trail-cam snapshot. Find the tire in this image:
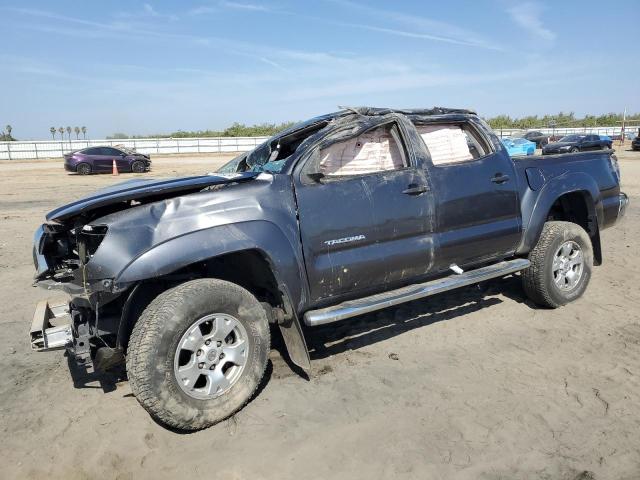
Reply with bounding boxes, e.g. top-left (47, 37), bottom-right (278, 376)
top-left (131, 160), bottom-right (146, 173)
top-left (126, 279), bottom-right (270, 431)
top-left (76, 163), bottom-right (92, 175)
top-left (570, 147), bottom-right (579, 153)
top-left (522, 221), bottom-right (593, 308)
